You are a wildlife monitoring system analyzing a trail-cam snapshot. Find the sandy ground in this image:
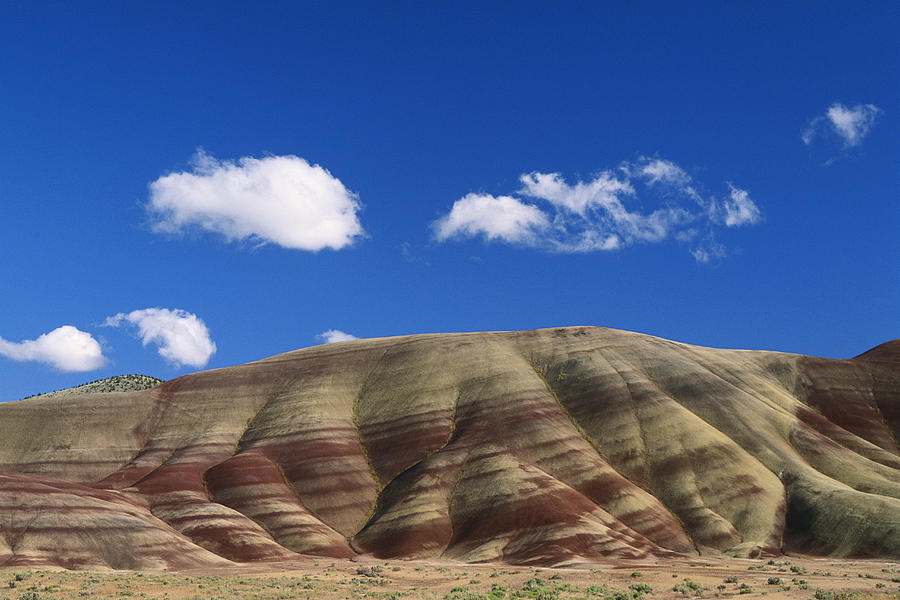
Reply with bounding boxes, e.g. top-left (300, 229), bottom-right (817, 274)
top-left (1, 555), bottom-right (899, 600)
